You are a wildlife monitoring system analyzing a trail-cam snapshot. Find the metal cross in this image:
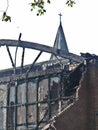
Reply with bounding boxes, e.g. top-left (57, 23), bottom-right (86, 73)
top-left (58, 13), bottom-right (62, 22)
